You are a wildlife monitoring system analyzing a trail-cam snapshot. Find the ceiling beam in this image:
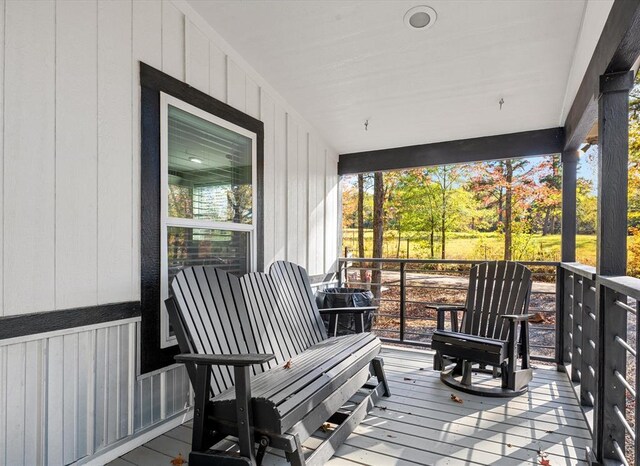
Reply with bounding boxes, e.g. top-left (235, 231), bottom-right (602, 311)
top-left (563, 0), bottom-right (640, 151)
top-left (338, 127), bottom-right (564, 175)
